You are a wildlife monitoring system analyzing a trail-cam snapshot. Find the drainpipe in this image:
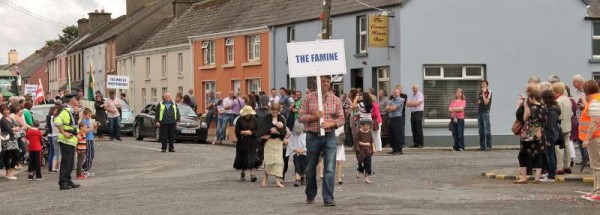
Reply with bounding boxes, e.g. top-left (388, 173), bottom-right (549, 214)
top-left (270, 26), bottom-right (276, 89)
